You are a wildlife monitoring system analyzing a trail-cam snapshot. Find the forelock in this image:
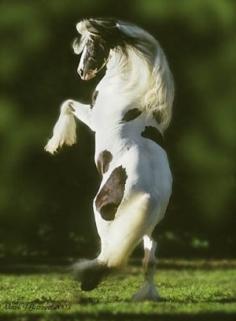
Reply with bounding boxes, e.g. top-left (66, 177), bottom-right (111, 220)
top-left (75, 19), bottom-right (123, 48)
top-left (75, 18), bottom-right (157, 58)
top-left (73, 21), bottom-right (96, 55)
top-left (76, 20), bottom-right (90, 36)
